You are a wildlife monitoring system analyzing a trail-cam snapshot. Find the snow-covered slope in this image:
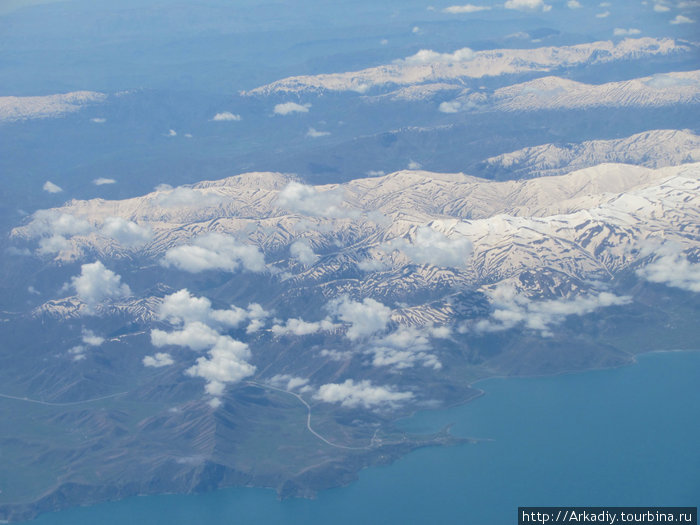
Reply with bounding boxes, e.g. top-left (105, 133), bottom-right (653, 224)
top-left (482, 129), bottom-right (700, 179)
top-left (461, 70), bottom-right (700, 112)
top-left (13, 162), bottom-right (700, 318)
top-left (0, 91), bottom-right (106, 122)
top-left (244, 38), bottom-right (688, 95)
